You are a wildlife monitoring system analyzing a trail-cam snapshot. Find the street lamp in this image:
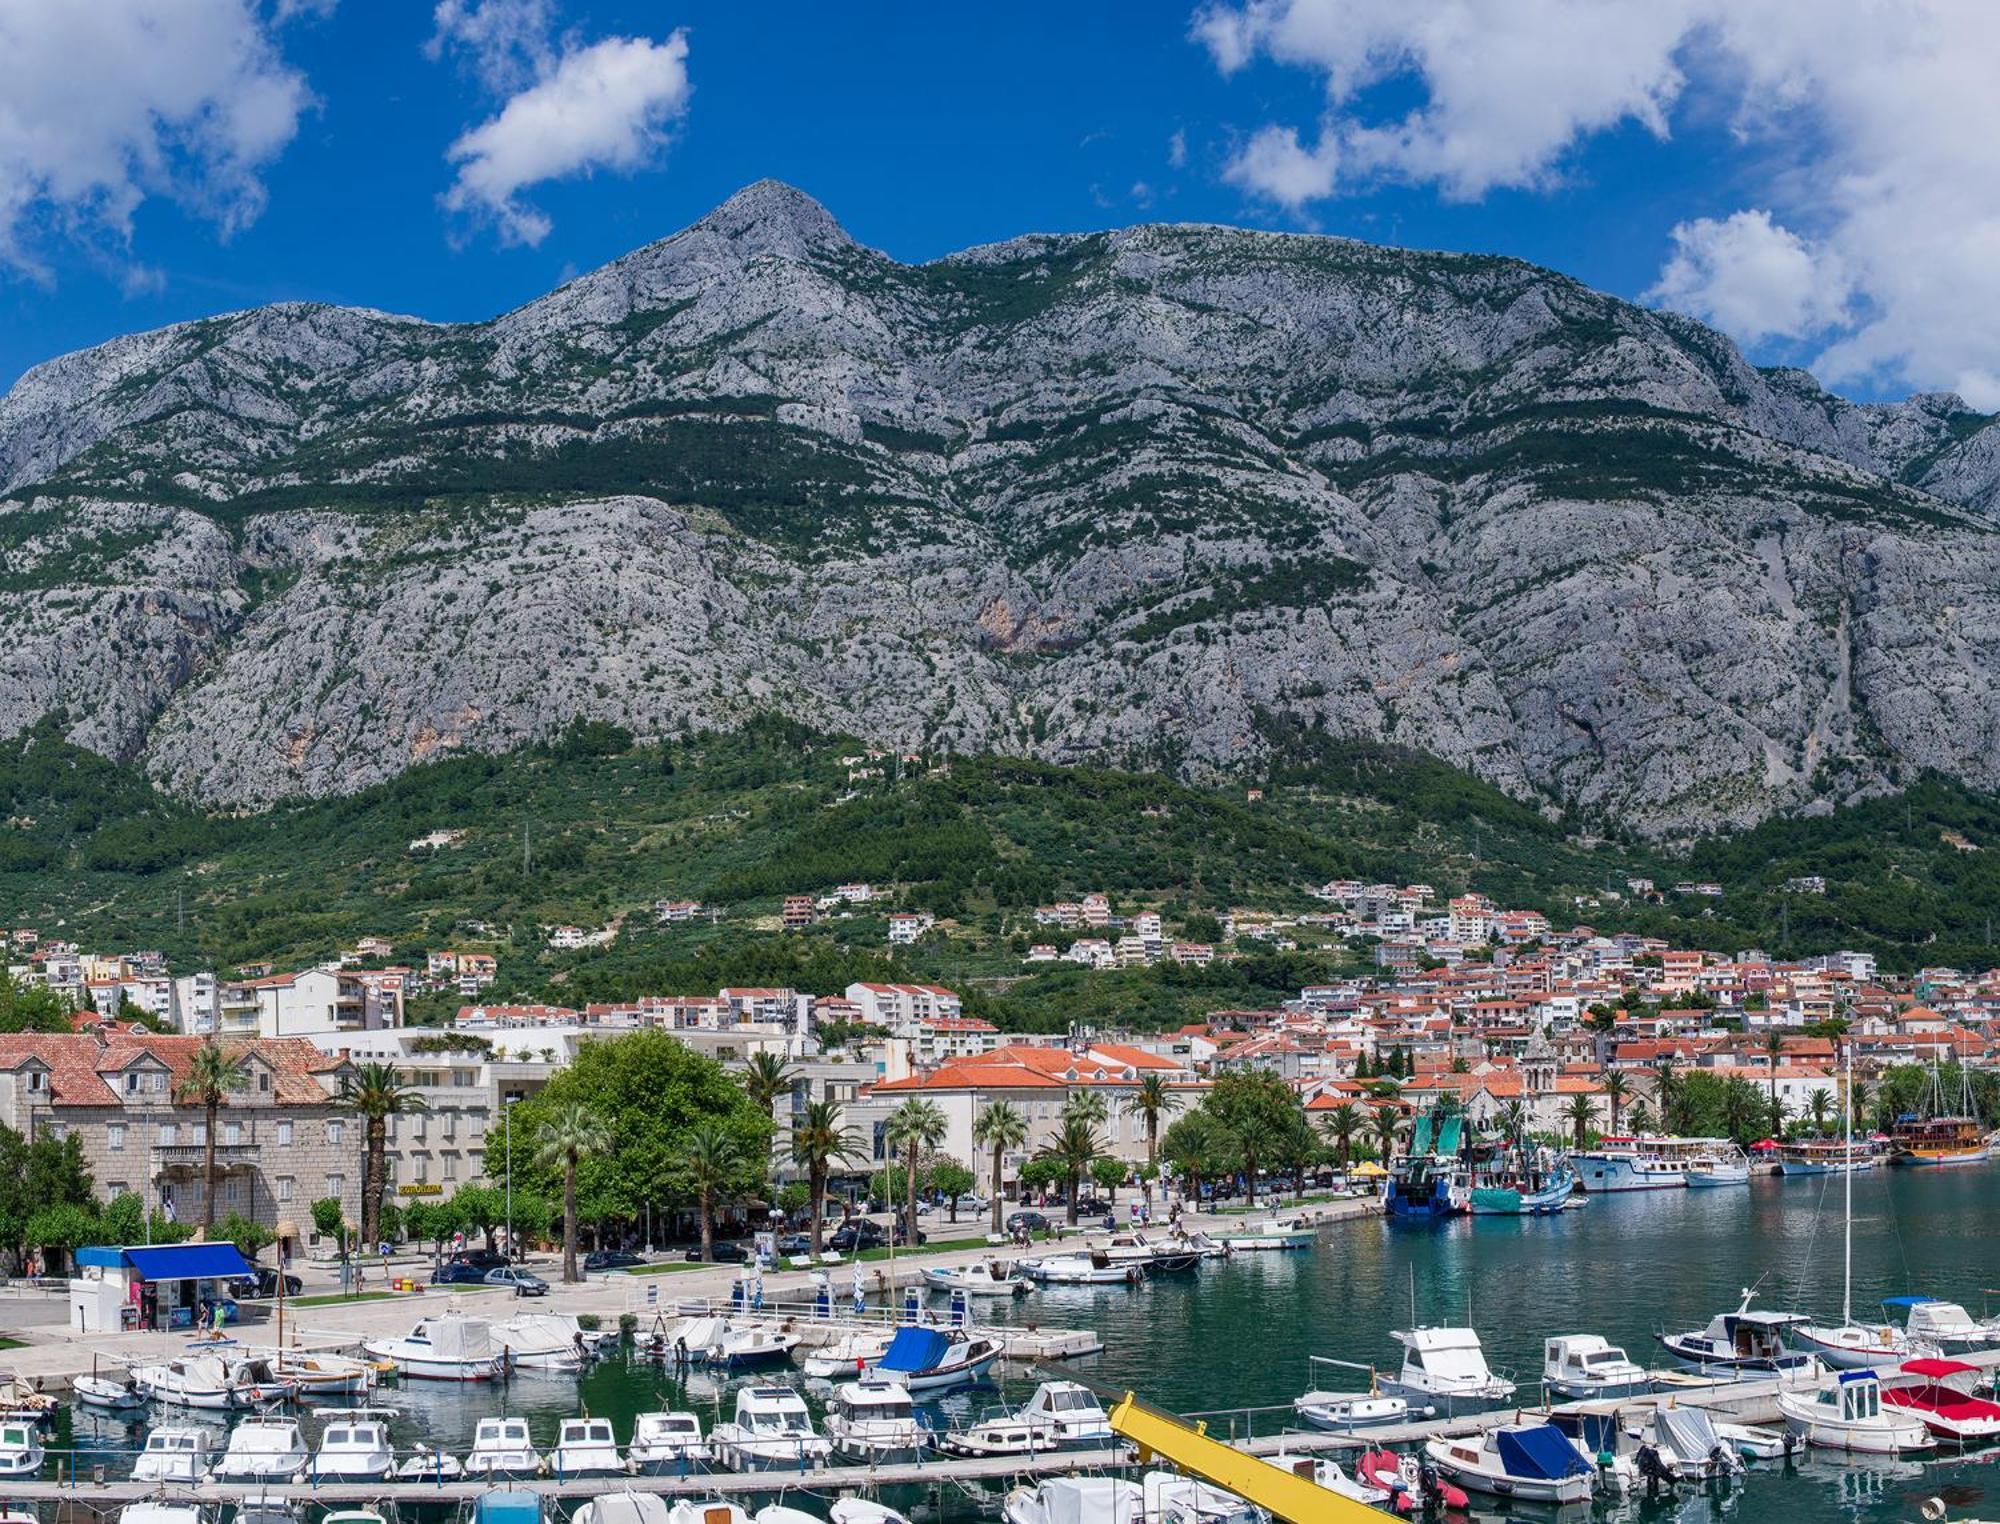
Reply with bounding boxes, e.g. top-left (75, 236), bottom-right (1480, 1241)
top-left (503, 1094), bottom-right (520, 1263)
